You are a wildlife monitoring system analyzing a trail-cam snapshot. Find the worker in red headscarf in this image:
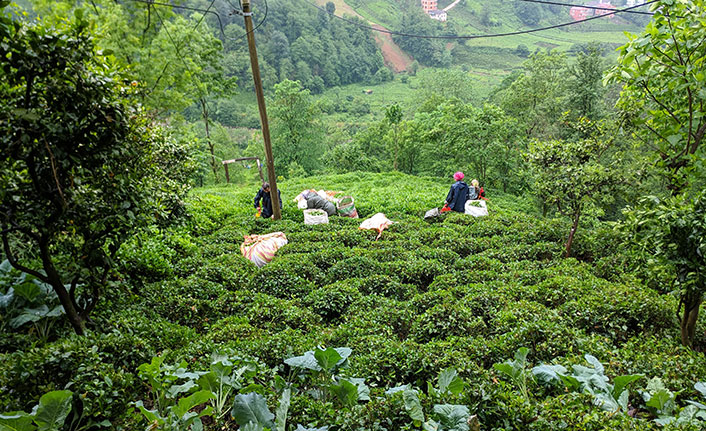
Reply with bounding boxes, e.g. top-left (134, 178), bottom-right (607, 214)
top-left (442, 171), bottom-right (471, 213)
